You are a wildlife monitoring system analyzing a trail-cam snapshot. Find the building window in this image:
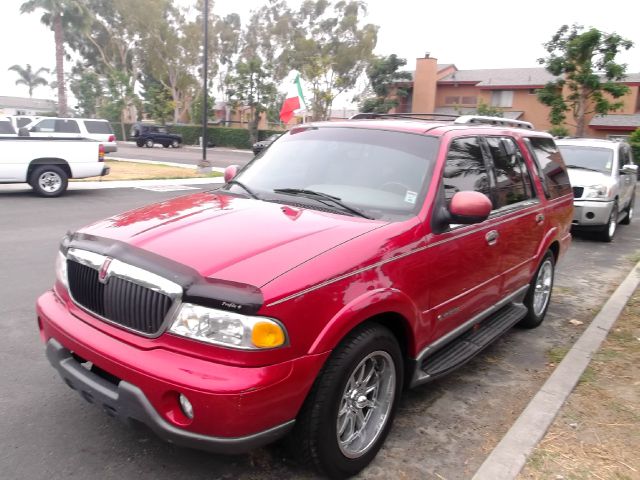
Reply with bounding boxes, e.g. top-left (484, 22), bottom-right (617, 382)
top-left (445, 96), bottom-right (460, 105)
top-left (461, 96), bottom-right (477, 105)
top-left (490, 90), bottom-right (514, 108)
top-left (528, 89), bottom-right (541, 95)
